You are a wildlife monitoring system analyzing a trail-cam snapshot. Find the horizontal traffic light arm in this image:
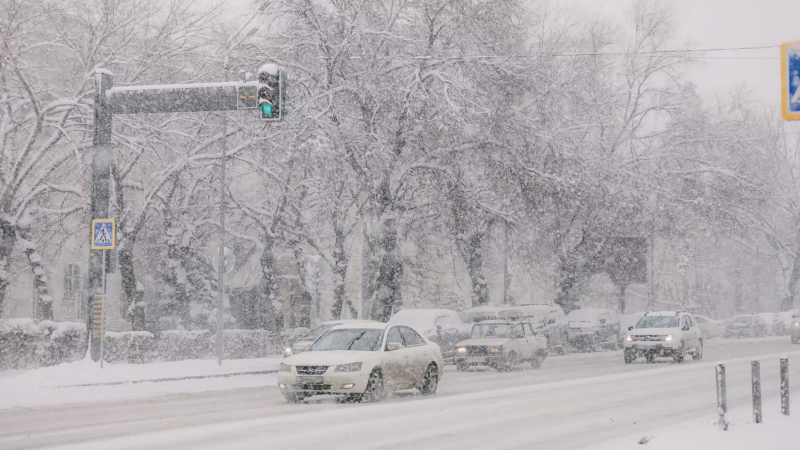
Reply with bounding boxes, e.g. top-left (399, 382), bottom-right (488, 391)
top-left (108, 81), bottom-right (266, 115)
